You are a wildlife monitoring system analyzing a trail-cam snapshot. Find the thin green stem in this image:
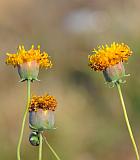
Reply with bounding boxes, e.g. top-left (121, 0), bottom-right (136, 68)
top-left (17, 79), bottom-right (31, 160)
top-left (39, 133), bottom-right (43, 160)
top-left (116, 82), bottom-right (139, 160)
top-left (43, 136), bottom-right (61, 160)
